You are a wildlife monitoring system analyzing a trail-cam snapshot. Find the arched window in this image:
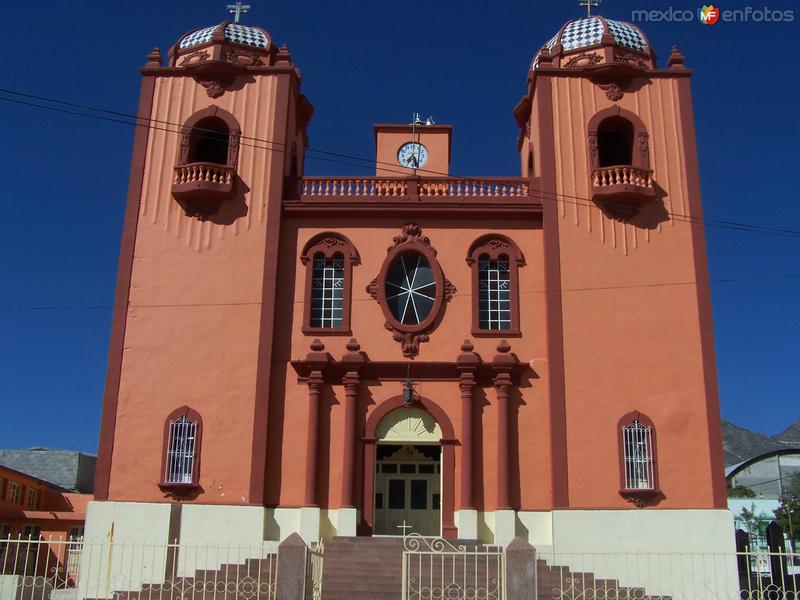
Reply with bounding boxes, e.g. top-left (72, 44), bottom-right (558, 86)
top-left (177, 106), bottom-right (241, 168)
top-left (588, 106), bottom-right (650, 171)
top-left (161, 406), bottom-right (202, 487)
top-left (597, 116), bottom-right (633, 167)
top-left (467, 235), bottom-right (525, 336)
top-left (618, 412), bottom-right (658, 492)
top-left (301, 233), bottom-right (360, 334)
